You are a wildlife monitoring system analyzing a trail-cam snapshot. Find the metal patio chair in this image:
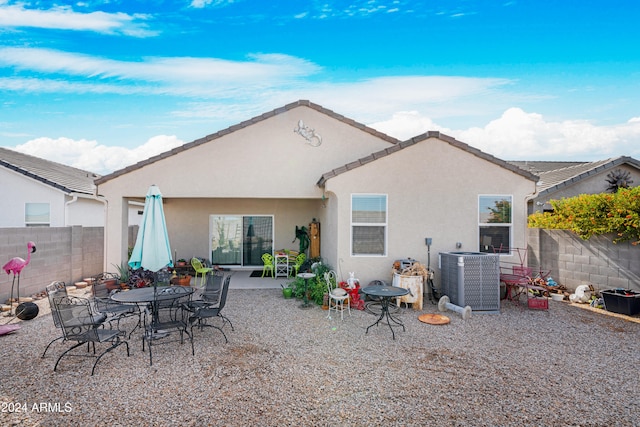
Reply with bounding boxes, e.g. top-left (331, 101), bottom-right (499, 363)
top-left (52, 295), bottom-right (129, 376)
top-left (91, 272), bottom-right (141, 337)
top-left (187, 274), bottom-right (233, 343)
top-left (142, 285), bottom-right (194, 366)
